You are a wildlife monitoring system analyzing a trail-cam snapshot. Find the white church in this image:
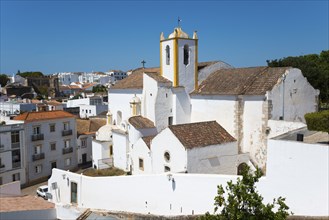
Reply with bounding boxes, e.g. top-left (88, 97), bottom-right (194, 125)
top-left (92, 26), bottom-right (319, 175)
